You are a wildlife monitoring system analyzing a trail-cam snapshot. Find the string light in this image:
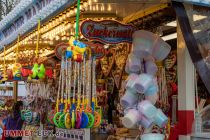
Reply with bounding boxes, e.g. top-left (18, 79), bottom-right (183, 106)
top-left (0, 1), bottom-right (114, 60)
top-left (96, 5), bottom-right (99, 11)
top-left (108, 4), bottom-right (112, 11)
top-left (83, 2), bottom-right (88, 8)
